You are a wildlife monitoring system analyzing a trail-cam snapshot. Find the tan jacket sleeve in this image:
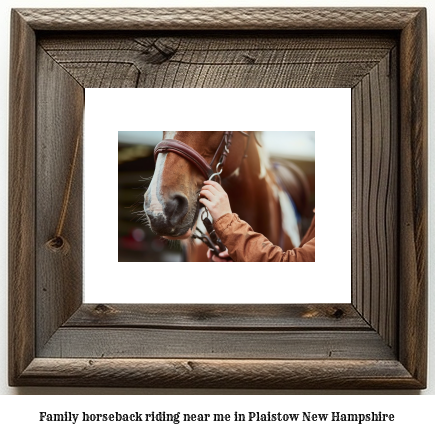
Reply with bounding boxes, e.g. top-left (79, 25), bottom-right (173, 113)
top-left (214, 213), bottom-right (315, 262)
